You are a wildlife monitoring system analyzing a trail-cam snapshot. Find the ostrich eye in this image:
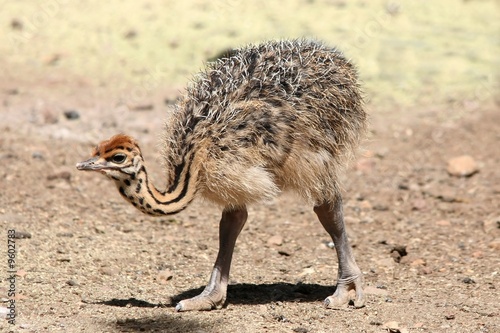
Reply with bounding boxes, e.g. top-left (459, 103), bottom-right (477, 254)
top-left (111, 153), bottom-right (127, 164)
